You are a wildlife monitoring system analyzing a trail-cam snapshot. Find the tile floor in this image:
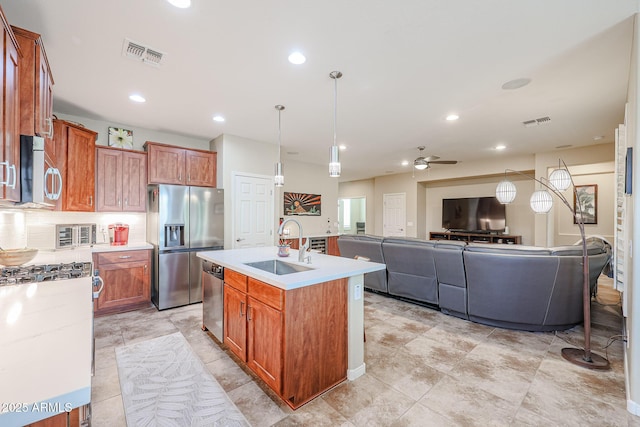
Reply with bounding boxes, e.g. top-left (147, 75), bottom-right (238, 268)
top-left (92, 277), bottom-right (639, 426)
